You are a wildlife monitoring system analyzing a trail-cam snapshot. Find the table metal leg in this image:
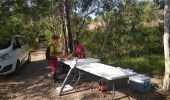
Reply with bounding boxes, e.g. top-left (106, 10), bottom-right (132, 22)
top-left (111, 82), bottom-right (115, 100)
top-left (72, 68), bottom-right (77, 81)
top-left (59, 68), bottom-right (74, 96)
top-left (124, 88), bottom-right (131, 100)
top-left (110, 81), bottom-right (130, 100)
top-left (74, 71), bottom-right (82, 91)
top-left (127, 96), bottom-right (131, 100)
